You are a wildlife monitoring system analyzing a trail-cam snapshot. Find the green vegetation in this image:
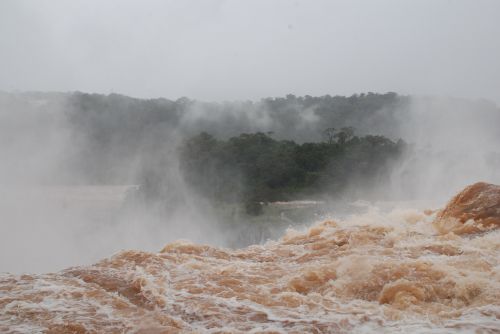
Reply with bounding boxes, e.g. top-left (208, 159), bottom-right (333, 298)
top-left (0, 91), bottom-right (410, 184)
top-left (59, 91), bottom-right (408, 184)
top-left (179, 129), bottom-right (406, 214)
top-left (0, 91), bottom-right (412, 215)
